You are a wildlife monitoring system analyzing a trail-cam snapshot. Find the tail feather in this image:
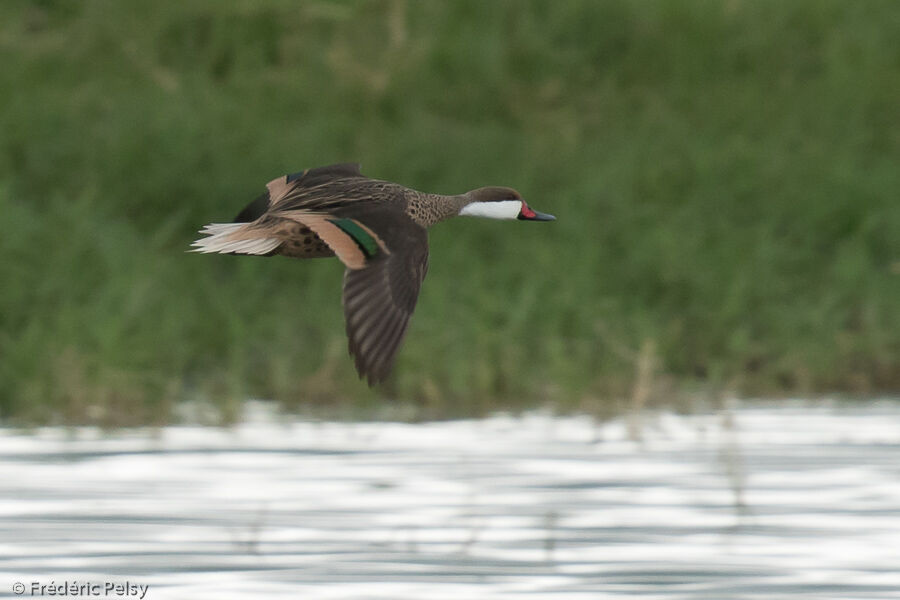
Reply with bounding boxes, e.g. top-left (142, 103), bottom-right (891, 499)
top-left (189, 223), bottom-right (281, 255)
